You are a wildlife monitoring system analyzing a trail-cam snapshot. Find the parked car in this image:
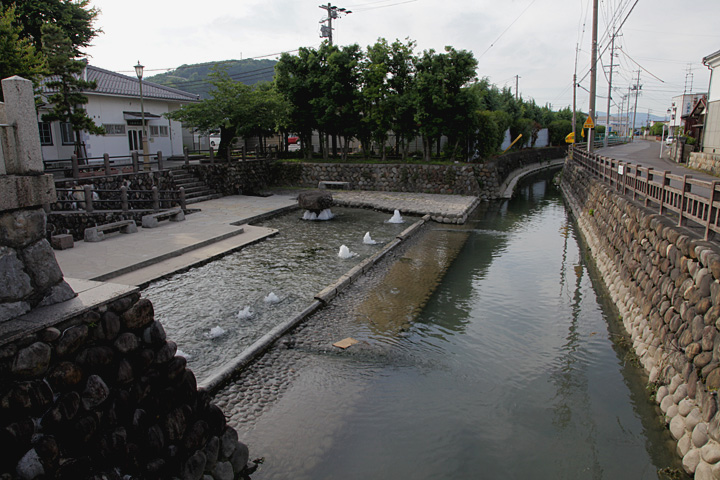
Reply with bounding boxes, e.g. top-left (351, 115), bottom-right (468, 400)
top-left (666, 136), bottom-right (674, 145)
